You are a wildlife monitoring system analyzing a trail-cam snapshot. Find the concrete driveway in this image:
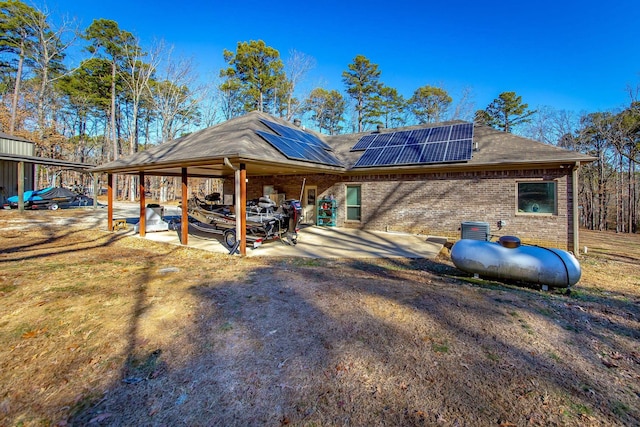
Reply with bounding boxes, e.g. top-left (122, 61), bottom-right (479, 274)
top-left (110, 203), bottom-right (446, 259)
